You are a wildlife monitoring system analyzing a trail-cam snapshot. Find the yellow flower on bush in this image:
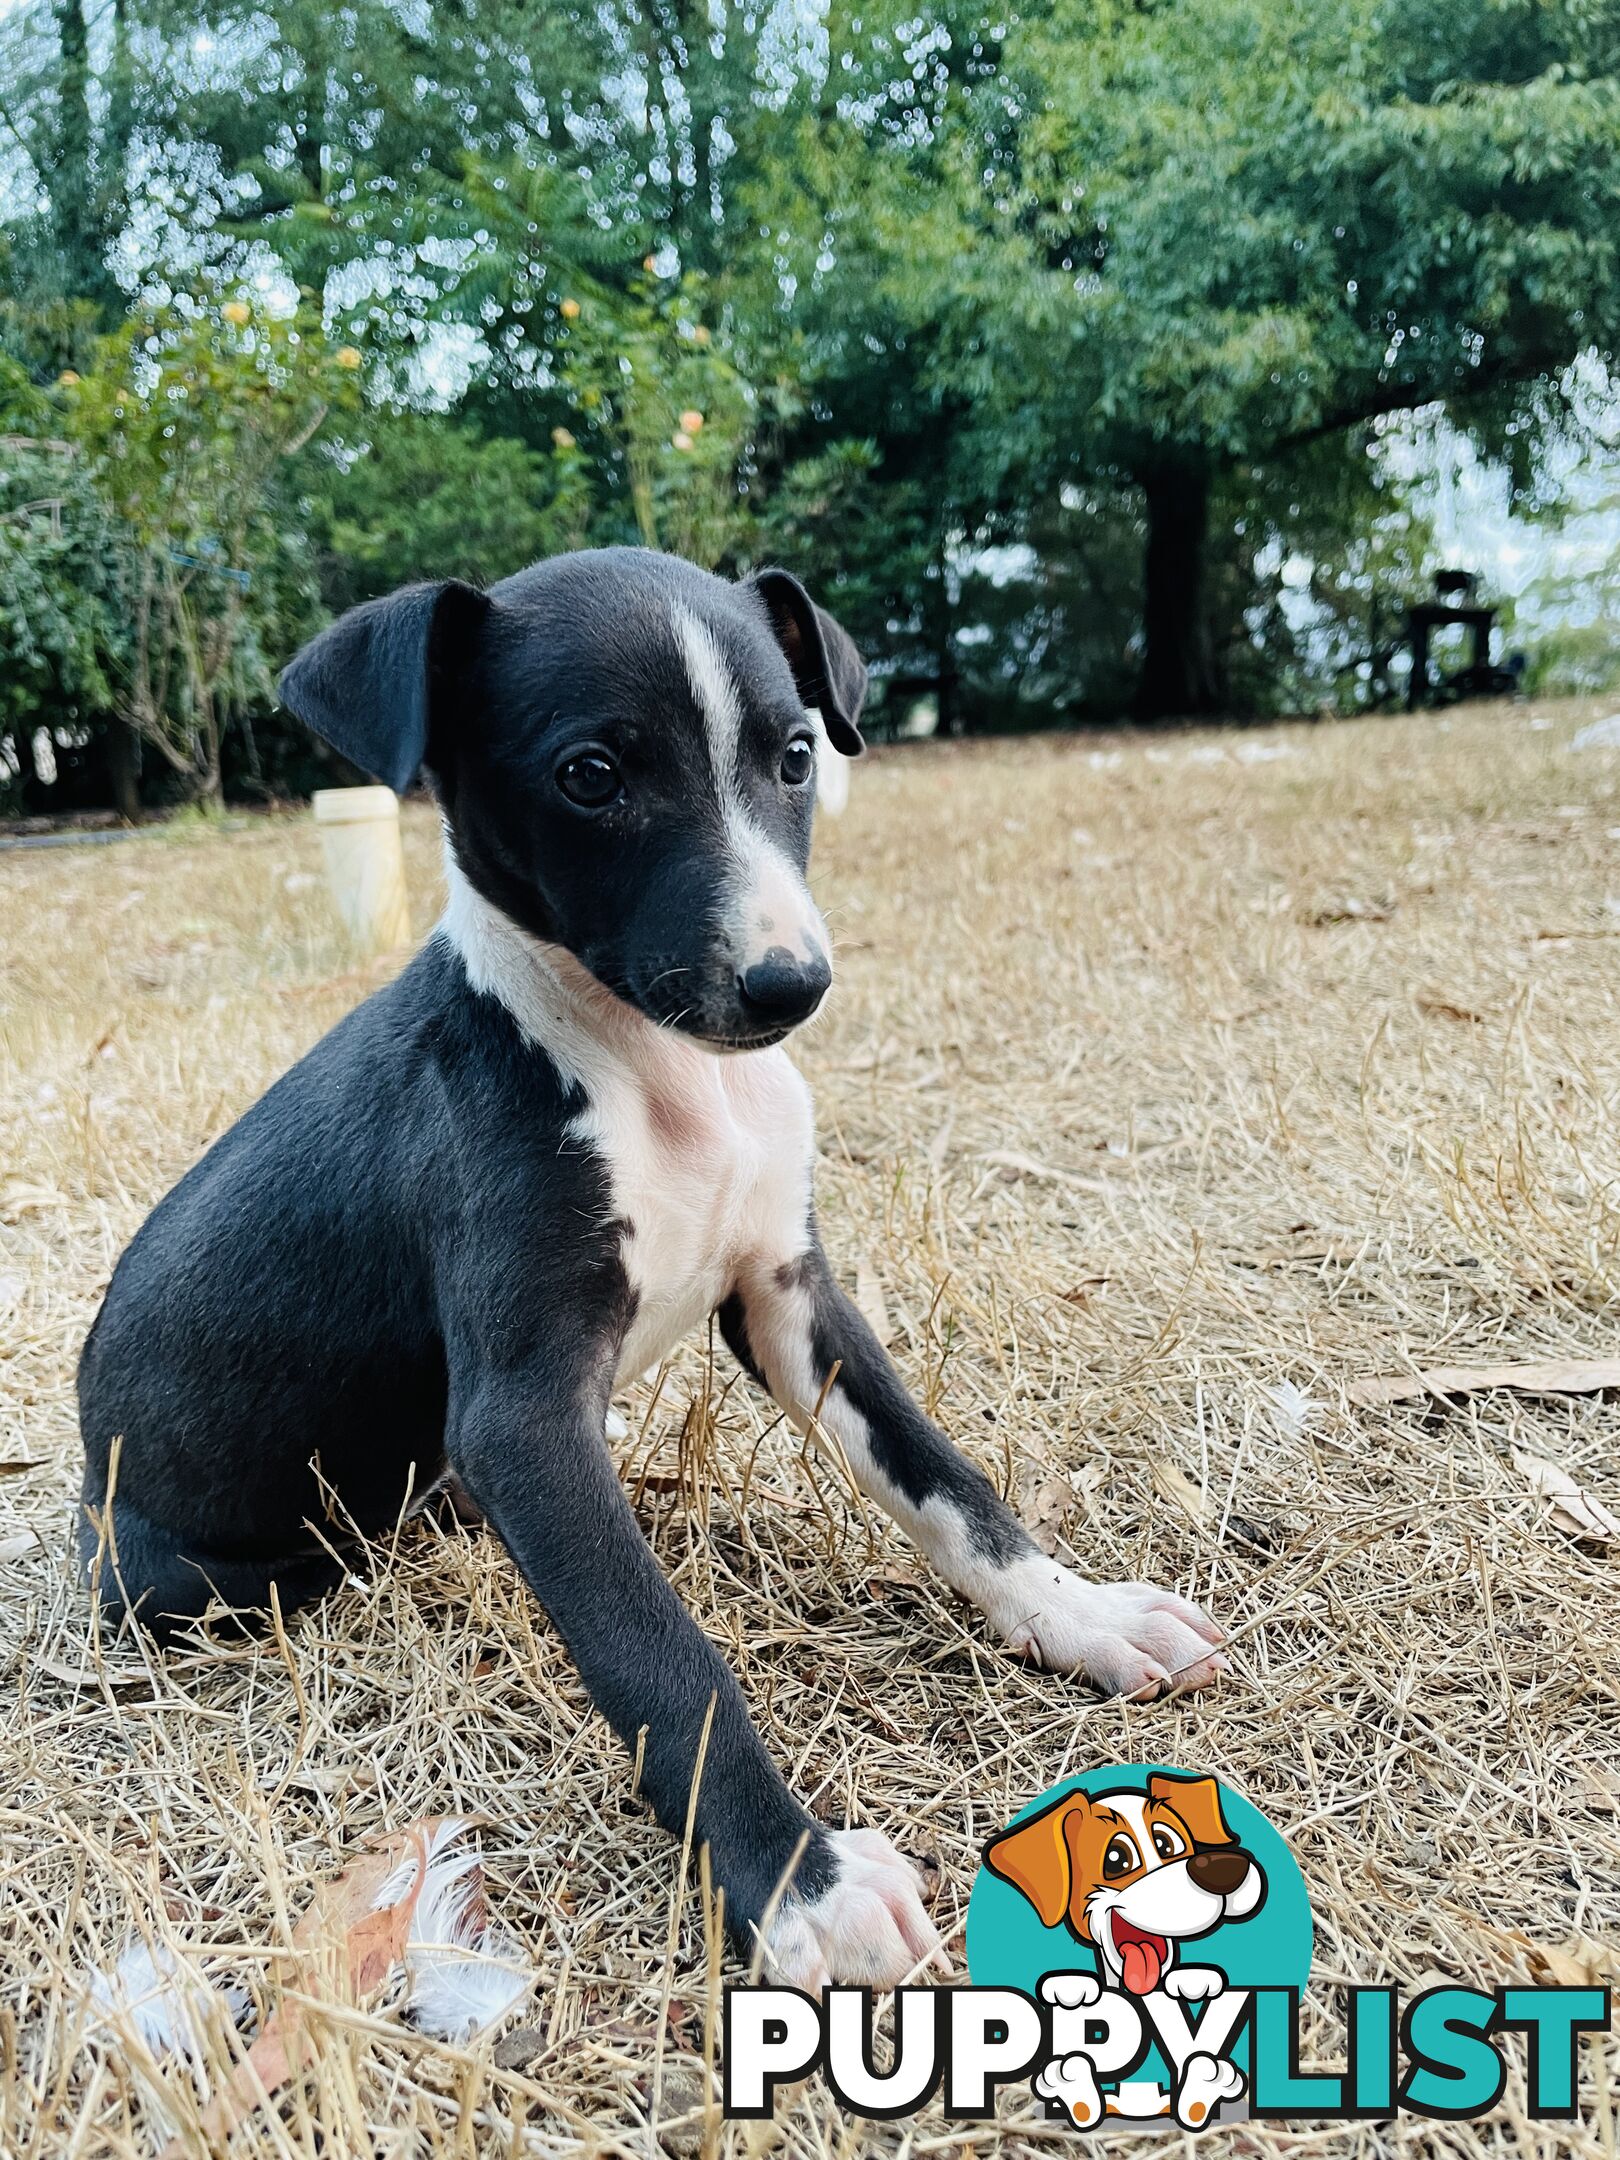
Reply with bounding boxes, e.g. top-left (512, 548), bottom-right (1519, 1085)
top-left (560, 297), bottom-right (581, 321)
top-left (671, 429), bottom-right (695, 452)
top-left (551, 426), bottom-right (576, 449)
top-left (222, 300), bottom-right (251, 326)
top-left (335, 346), bottom-right (363, 370)
top-left (678, 408), bottom-right (704, 435)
